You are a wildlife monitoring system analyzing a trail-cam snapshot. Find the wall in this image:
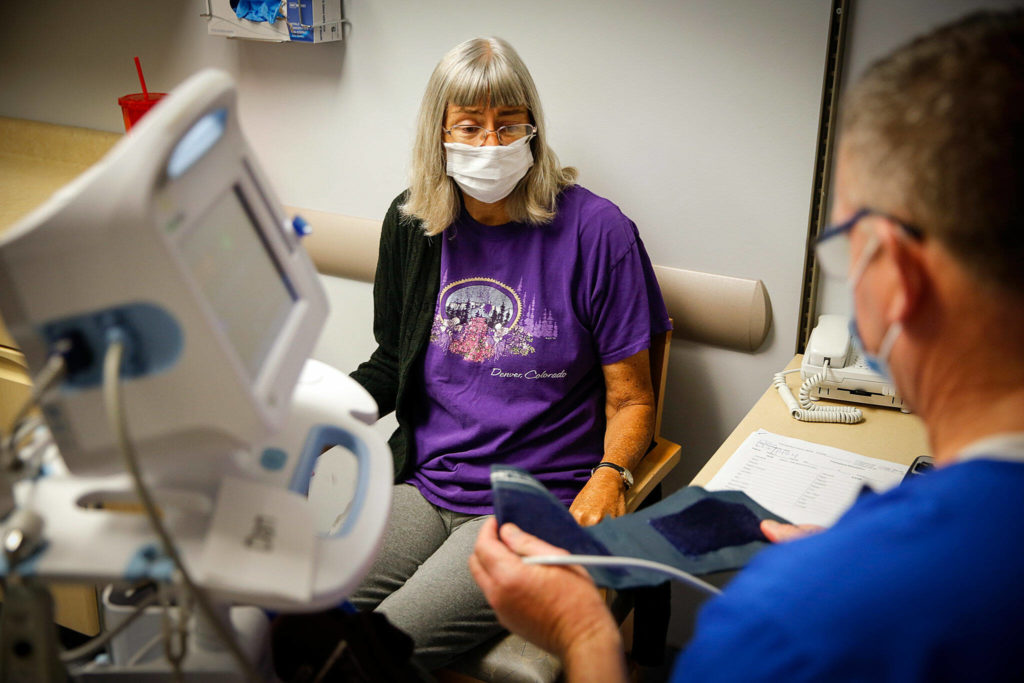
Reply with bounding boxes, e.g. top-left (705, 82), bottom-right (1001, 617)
top-left (0, 0), bottom-right (833, 646)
